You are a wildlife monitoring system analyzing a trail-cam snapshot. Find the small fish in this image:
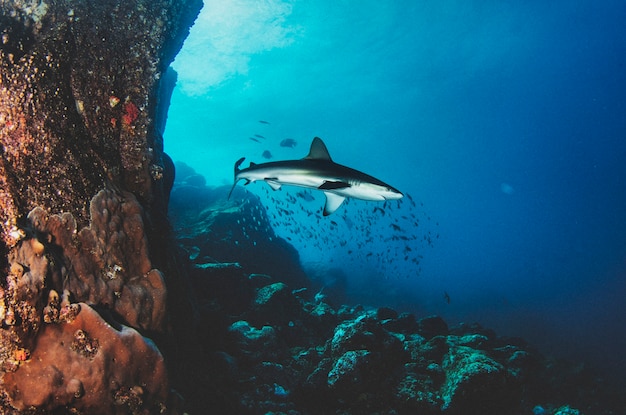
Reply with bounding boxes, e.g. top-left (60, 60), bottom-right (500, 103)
top-left (407, 193), bottom-right (416, 207)
top-left (280, 138), bottom-right (297, 148)
top-left (262, 150), bottom-right (273, 159)
top-left (444, 291), bottom-right (451, 304)
top-left (254, 134), bottom-right (265, 139)
top-left (249, 137), bottom-right (261, 143)
top-left (259, 120), bottom-right (270, 124)
top-left (296, 190), bottom-right (315, 202)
